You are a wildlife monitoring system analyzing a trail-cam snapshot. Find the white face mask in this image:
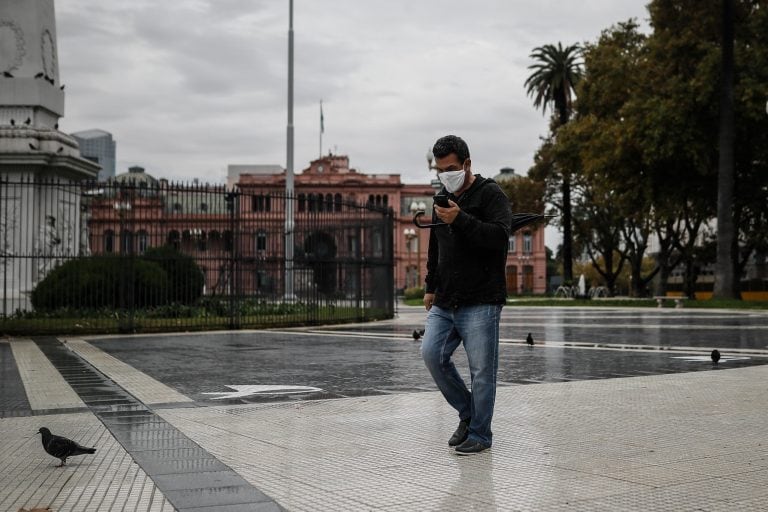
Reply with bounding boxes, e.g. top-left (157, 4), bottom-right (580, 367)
top-left (438, 169), bottom-right (466, 193)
